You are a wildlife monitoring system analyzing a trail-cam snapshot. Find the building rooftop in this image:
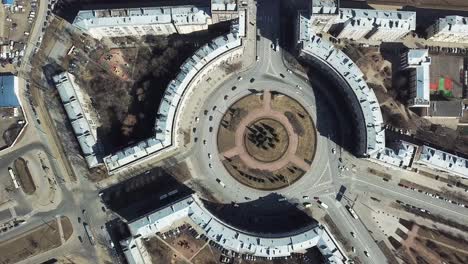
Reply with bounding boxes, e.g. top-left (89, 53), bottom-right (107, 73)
top-left (211, 0), bottom-right (237, 11)
top-left (104, 29), bottom-right (243, 172)
top-left (53, 72), bottom-right (101, 168)
top-left (123, 195), bottom-right (348, 263)
top-left (298, 16), bottom-right (385, 155)
top-left (311, 0), bottom-right (338, 15)
top-left (73, 6), bottom-right (211, 32)
top-left (436, 15), bottom-right (468, 33)
top-left (2, 0), bottom-right (14, 5)
top-left (0, 74), bottom-right (19, 108)
top-left (428, 100), bottom-right (464, 117)
top-left (417, 145), bottom-right (468, 178)
top-left (405, 49), bottom-right (431, 107)
top-left (338, 8), bottom-right (416, 31)
top-left (373, 140), bottom-right (417, 168)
